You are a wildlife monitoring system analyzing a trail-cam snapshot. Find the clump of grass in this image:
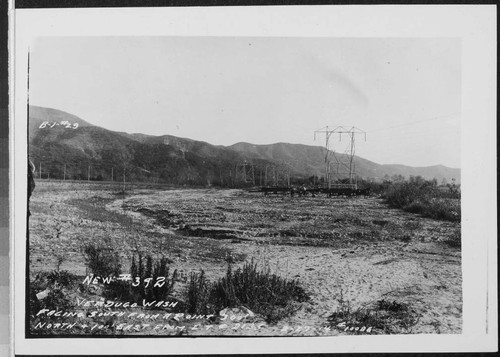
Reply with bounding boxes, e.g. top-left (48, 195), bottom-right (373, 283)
top-left (46, 270), bottom-right (76, 288)
top-left (81, 243), bottom-right (121, 277)
top-left (185, 270), bottom-right (211, 315)
top-left (41, 289), bottom-right (73, 311)
top-left (104, 254), bottom-right (178, 305)
top-left (327, 291), bottom-right (420, 334)
top-left (184, 260), bottom-right (310, 324)
top-left (30, 270), bottom-right (77, 310)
